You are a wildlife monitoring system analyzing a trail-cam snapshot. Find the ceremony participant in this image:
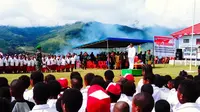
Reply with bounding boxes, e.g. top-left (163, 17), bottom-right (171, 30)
top-left (18, 75), bottom-right (30, 92)
top-left (106, 83), bottom-right (121, 112)
top-left (79, 73), bottom-right (95, 112)
top-left (65, 54), bottom-right (71, 72)
top-left (143, 74), bottom-right (161, 102)
top-left (90, 75), bottom-right (106, 89)
top-left (4, 56), bottom-right (10, 73)
top-left (27, 57), bottom-right (32, 73)
top-left (47, 80), bottom-right (61, 109)
top-left (104, 70), bottom-right (115, 87)
top-left (14, 56), bottom-right (20, 73)
top-left (51, 55), bottom-right (57, 72)
top-left (175, 80), bottom-right (200, 112)
top-left (30, 82), bottom-right (56, 112)
top-left (132, 92), bottom-right (154, 112)
top-left (57, 78), bottom-right (69, 92)
top-left (56, 56), bottom-right (61, 72)
top-left (10, 79), bottom-right (35, 112)
top-left (9, 56), bottom-right (15, 73)
top-left (82, 52), bottom-right (89, 70)
top-left (145, 50), bottom-right (153, 65)
top-left (45, 74), bottom-right (56, 83)
top-left (19, 56), bottom-right (24, 73)
top-left (70, 54), bottom-right (76, 72)
top-left (23, 56), bottom-right (27, 73)
top-left (61, 89), bottom-right (83, 112)
top-left (0, 87), bottom-right (11, 102)
top-left (0, 97), bottom-right (11, 112)
top-left (167, 76), bottom-right (184, 111)
top-left (127, 43), bottom-right (136, 69)
top-left (87, 85), bottom-right (111, 112)
top-left (155, 100), bottom-right (170, 112)
top-left (113, 101), bottom-right (129, 112)
top-left (71, 76), bottom-right (83, 91)
top-left (0, 55), bottom-right (4, 74)
top-left (118, 81), bottom-right (136, 112)
top-left (24, 71), bottom-right (44, 103)
top-left (42, 57), bottom-right (47, 73)
top-left (141, 84), bottom-right (153, 95)
top-left (36, 45), bottom-right (42, 71)
top-left (46, 56), bottom-right (52, 72)
top-left (60, 56), bottom-right (66, 72)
